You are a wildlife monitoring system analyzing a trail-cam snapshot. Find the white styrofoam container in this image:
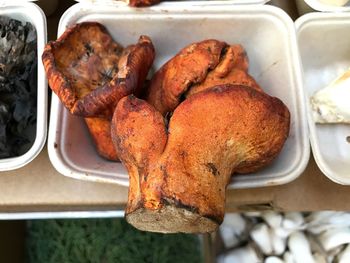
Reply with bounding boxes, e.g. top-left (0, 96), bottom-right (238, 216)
top-left (48, 2), bottom-right (309, 188)
top-left (296, 12), bottom-right (350, 184)
top-left (303, 0), bottom-right (350, 12)
top-left (74, 0), bottom-right (270, 4)
top-left (0, 2), bottom-right (47, 171)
